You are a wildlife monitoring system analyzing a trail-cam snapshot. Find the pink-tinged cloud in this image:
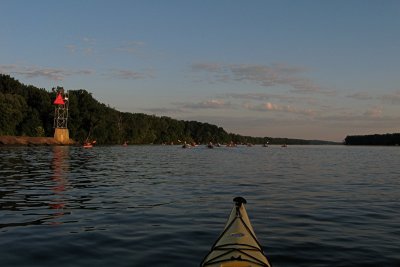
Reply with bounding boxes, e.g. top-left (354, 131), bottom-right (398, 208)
top-left (364, 107), bottom-right (383, 118)
top-left (224, 92), bottom-right (314, 104)
top-left (243, 101), bottom-right (316, 116)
